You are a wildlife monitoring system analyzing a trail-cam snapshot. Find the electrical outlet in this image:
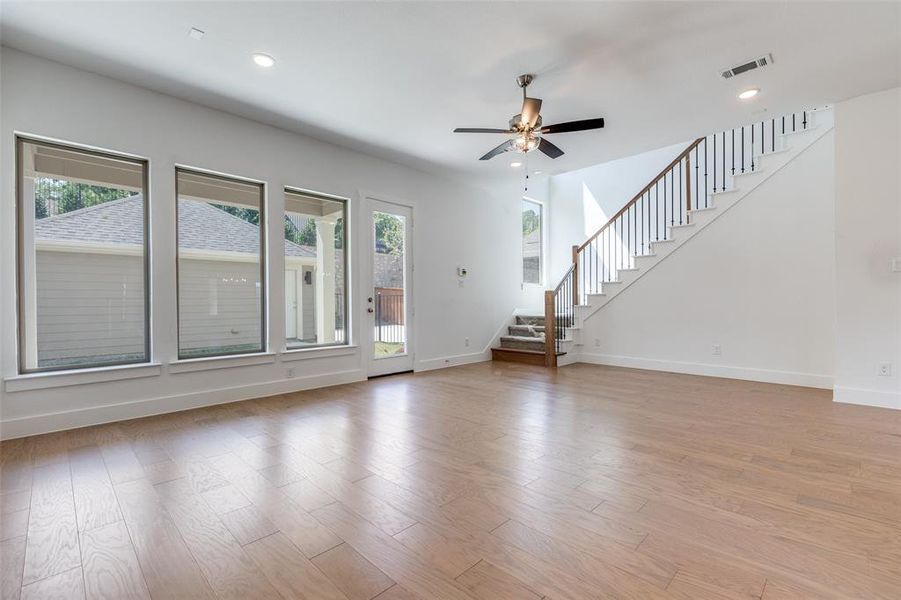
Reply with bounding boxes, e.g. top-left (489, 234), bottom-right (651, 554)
top-left (287, 367), bottom-right (296, 378)
top-left (878, 363), bottom-right (892, 377)
top-left (712, 344), bottom-right (722, 356)
top-left (464, 337), bottom-right (470, 347)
